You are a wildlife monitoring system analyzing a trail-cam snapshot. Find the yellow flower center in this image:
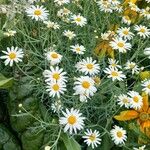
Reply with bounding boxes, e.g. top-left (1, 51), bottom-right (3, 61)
top-left (51, 53), bottom-right (58, 58)
top-left (76, 17), bottom-right (81, 22)
top-left (82, 81), bottom-right (90, 89)
top-left (139, 112), bottom-right (149, 121)
top-left (52, 84), bottom-right (59, 91)
top-left (123, 98), bottom-right (128, 104)
top-left (116, 131), bottom-right (123, 138)
top-left (147, 84), bottom-right (150, 89)
top-left (53, 73), bottom-right (60, 80)
top-left (68, 115), bottom-right (77, 125)
top-left (123, 30), bottom-right (129, 35)
top-left (111, 71), bottom-right (118, 77)
top-left (111, 63), bottom-right (117, 67)
top-left (89, 134), bottom-right (96, 141)
top-left (117, 42), bottom-right (124, 48)
top-left (140, 28), bottom-right (146, 33)
top-left (86, 64), bottom-right (93, 70)
top-left (9, 52), bottom-right (16, 59)
top-left (34, 9), bottom-right (42, 16)
top-left (129, 64), bottom-right (135, 69)
top-left (133, 96), bottom-right (139, 103)
top-left (76, 48), bottom-right (80, 51)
